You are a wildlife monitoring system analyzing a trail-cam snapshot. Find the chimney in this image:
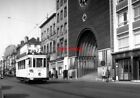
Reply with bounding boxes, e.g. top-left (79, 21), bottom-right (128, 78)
top-left (24, 36), bottom-right (29, 43)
